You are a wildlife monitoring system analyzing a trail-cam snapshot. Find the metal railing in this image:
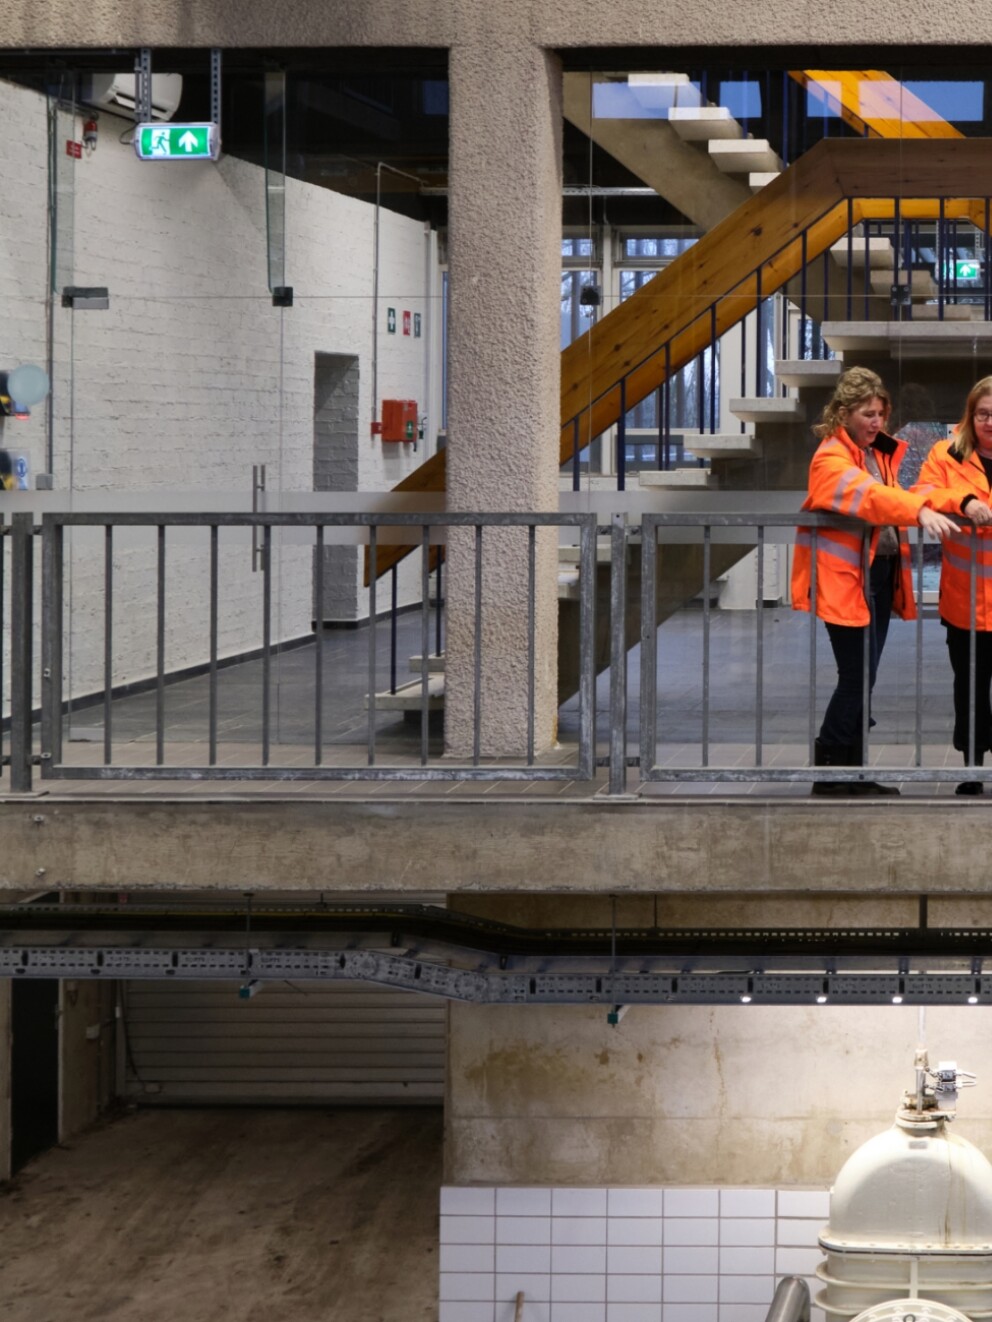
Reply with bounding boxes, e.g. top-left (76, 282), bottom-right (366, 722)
top-left (3, 506), bottom-right (991, 795)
